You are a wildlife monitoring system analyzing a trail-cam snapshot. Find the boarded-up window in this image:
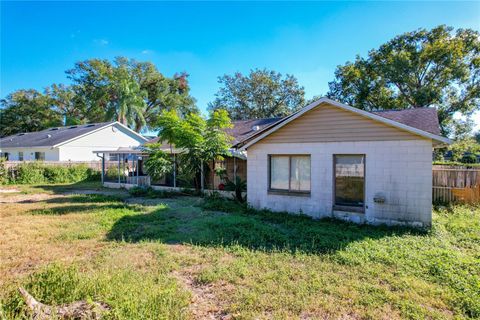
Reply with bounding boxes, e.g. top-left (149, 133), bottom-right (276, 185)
top-left (270, 155), bottom-right (311, 193)
top-left (334, 155), bottom-right (365, 207)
